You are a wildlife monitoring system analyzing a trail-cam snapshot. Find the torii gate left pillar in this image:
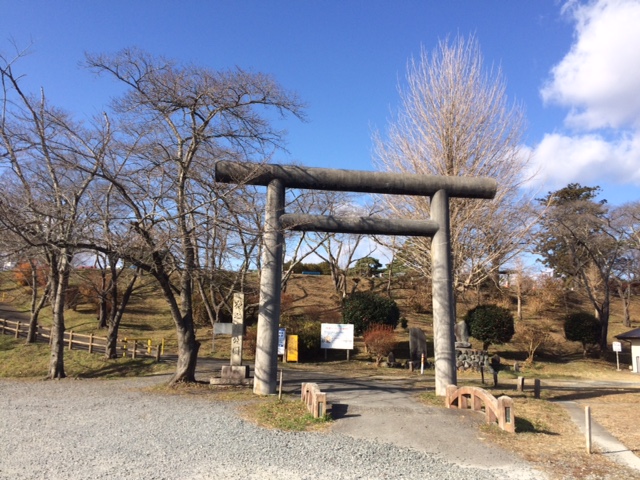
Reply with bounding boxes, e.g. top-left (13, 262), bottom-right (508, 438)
top-left (254, 178), bottom-right (285, 394)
